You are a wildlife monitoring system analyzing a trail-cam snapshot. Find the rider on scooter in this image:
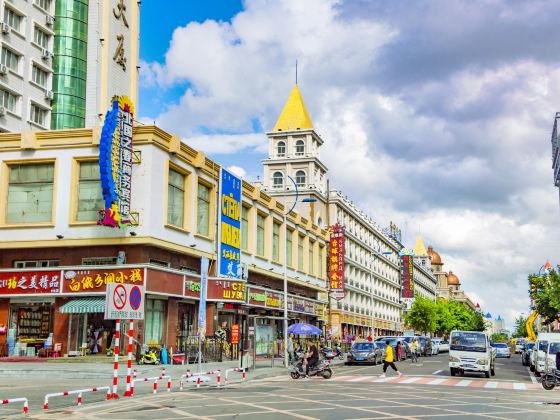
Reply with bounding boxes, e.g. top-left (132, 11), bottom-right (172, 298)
top-left (305, 341), bottom-right (319, 378)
